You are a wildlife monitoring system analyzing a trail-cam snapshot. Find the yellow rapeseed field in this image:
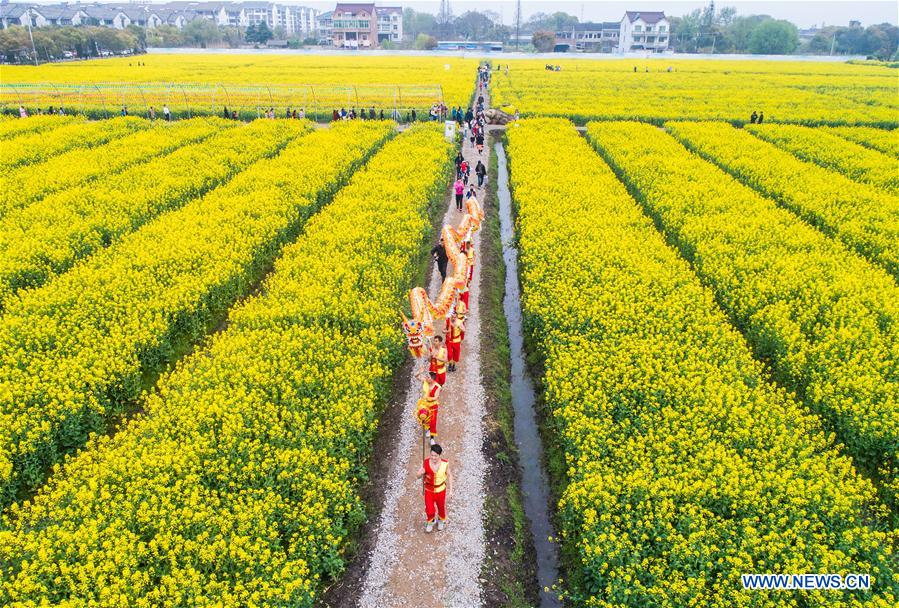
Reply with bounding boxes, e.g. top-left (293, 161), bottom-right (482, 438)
top-left (0, 124), bottom-right (452, 607)
top-left (665, 120), bottom-right (899, 278)
top-left (491, 58), bottom-right (897, 125)
top-left (0, 120), bottom-right (393, 505)
top-left (587, 120), bottom-right (899, 509)
top-left (507, 117), bottom-right (896, 607)
top-left (1, 54), bottom-right (478, 118)
top-left (1, 55), bottom-right (897, 606)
